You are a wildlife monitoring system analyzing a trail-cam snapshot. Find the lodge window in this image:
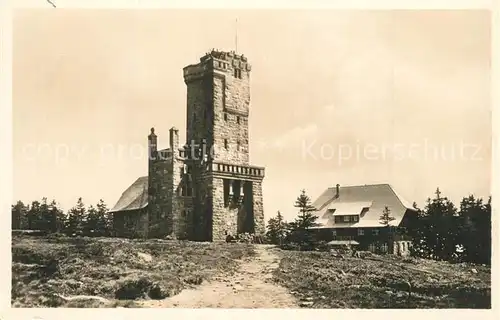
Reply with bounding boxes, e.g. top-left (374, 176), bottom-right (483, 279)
top-left (224, 139), bottom-right (228, 150)
top-left (358, 229), bottom-right (364, 236)
top-left (331, 229), bottom-right (337, 236)
top-left (373, 229), bottom-right (379, 236)
top-left (381, 243), bottom-right (388, 253)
